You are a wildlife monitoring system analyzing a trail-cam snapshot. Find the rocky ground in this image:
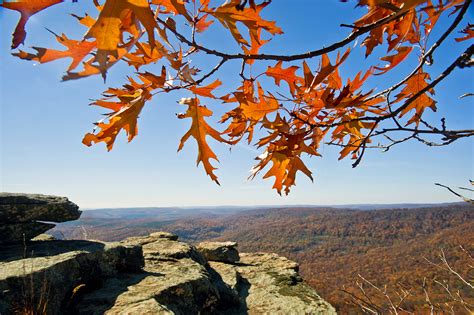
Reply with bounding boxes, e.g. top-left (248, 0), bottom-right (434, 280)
top-left (0, 232), bottom-right (335, 314)
top-left (0, 193), bottom-right (335, 314)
